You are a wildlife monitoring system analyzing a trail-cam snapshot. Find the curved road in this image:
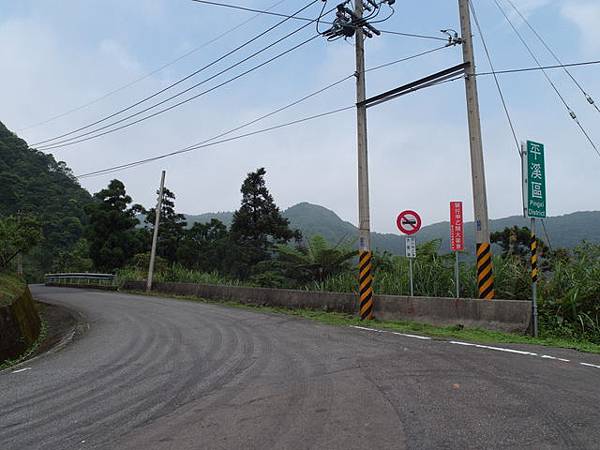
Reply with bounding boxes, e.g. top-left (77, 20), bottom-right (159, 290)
top-left (1, 286), bottom-right (600, 449)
